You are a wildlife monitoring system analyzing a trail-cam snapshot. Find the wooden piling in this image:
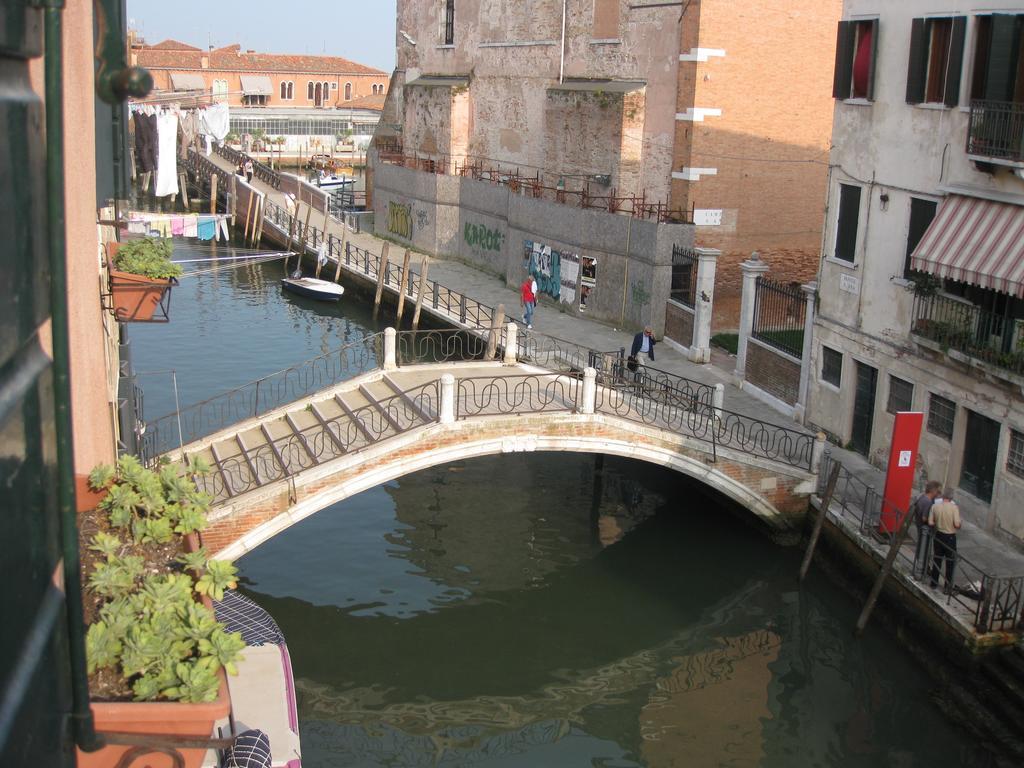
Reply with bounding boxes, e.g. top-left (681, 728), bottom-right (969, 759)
top-left (209, 174), bottom-right (218, 214)
top-left (798, 462), bottom-right (841, 583)
top-left (333, 226), bottom-right (348, 283)
top-left (395, 249), bottom-right (412, 325)
top-left (179, 172), bottom-right (189, 208)
top-left (412, 257), bottom-right (430, 331)
top-left (283, 203), bottom-right (297, 273)
top-left (485, 304), bottom-right (506, 361)
top-left (254, 196), bottom-right (264, 248)
top-left (230, 174), bottom-right (237, 224)
top-left (373, 242), bottom-right (391, 320)
top-left (242, 190), bottom-right (254, 245)
top-left (854, 500), bottom-right (917, 636)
